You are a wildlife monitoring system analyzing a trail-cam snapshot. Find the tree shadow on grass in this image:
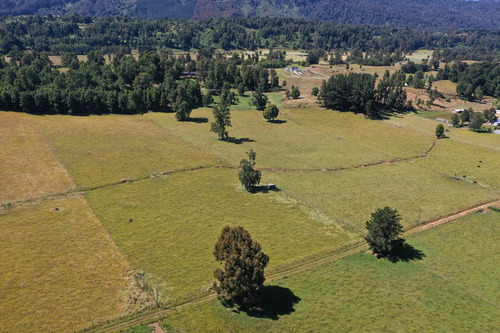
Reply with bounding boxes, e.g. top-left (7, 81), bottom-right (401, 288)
top-left (388, 241), bottom-right (426, 263)
top-left (248, 185), bottom-right (281, 193)
top-left (244, 286), bottom-right (301, 320)
top-left (226, 137), bottom-right (256, 144)
top-left (268, 119), bottom-right (287, 124)
top-left (185, 117), bottom-right (208, 123)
